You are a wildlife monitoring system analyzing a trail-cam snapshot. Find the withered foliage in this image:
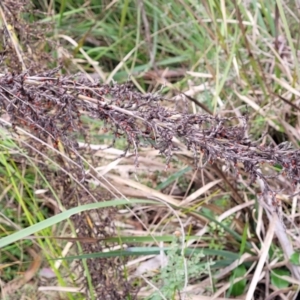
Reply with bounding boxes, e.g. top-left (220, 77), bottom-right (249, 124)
top-left (0, 1), bottom-right (138, 298)
top-left (1, 69), bottom-right (300, 297)
top-left (1, 71), bottom-right (299, 192)
top-left (1, 1), bottom-right (300, 299)
top-left (0, 71), bottom-right (138, 299)
top-left (0, 0), bottom-right (54, 73)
